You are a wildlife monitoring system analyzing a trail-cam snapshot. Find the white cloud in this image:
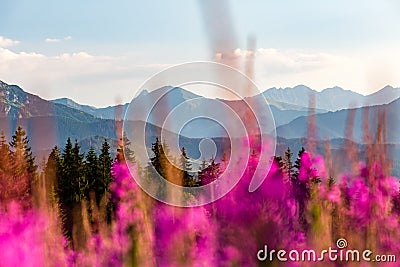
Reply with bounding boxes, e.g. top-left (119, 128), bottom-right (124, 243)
top-left (0, 46), bottom-right (171, 106)
top-left (45, 38), bottom-right (61, 43)
top-left (229, 47), bottom-right (400, 94)
top-left (0, 36), bottom-right (20, 48)
top-left (233, 48), bottom-right (338, 74)
top-left (210, 45), bottom-right (400, 95)
top-left (45, 36), bottom-right (72, 43)
top-left (1, 43), bottom-right (399, 106)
